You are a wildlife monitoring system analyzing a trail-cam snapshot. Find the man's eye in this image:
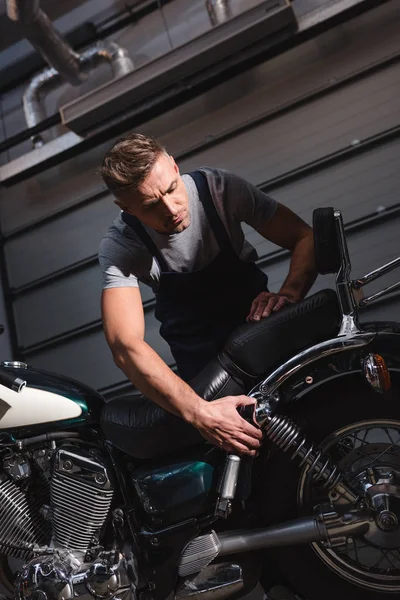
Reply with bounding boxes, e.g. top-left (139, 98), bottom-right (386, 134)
top-left (144, 201), bottom-right (158, 210)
